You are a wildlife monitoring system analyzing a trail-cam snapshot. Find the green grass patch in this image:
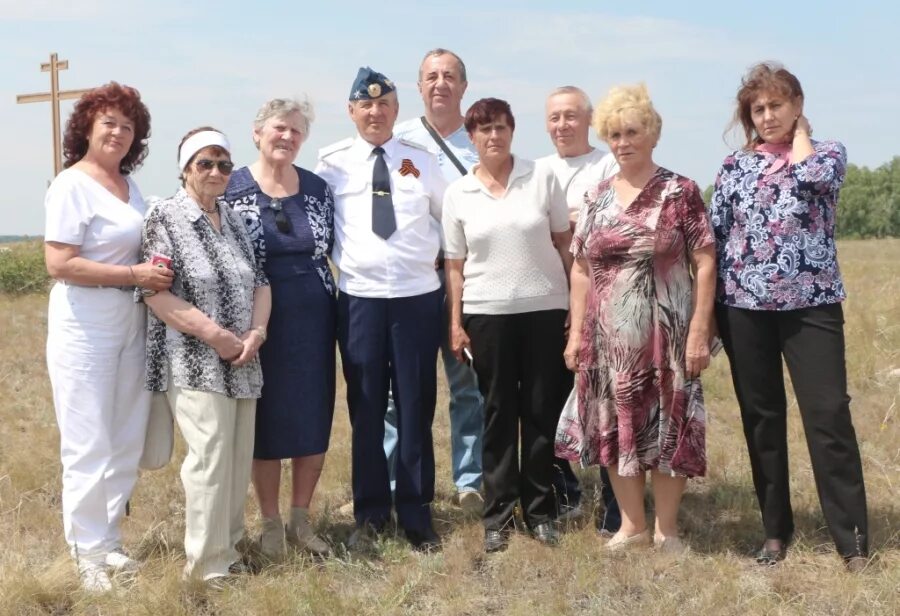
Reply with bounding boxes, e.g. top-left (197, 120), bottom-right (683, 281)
top-left (0, 240), bottom-right (50, 294)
